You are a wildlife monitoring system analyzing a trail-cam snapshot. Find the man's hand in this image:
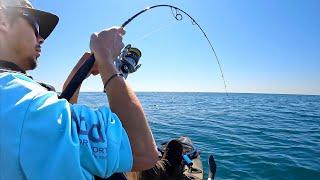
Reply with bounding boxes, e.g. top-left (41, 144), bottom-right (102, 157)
top-left (90, 27), bottom-right (126, 92)
top-left (62, 52), bottom-right (99, 104)
top-left (90, 27), bottom-right (125, 66)
top-left (63, 27), bottom-right (125, 104)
